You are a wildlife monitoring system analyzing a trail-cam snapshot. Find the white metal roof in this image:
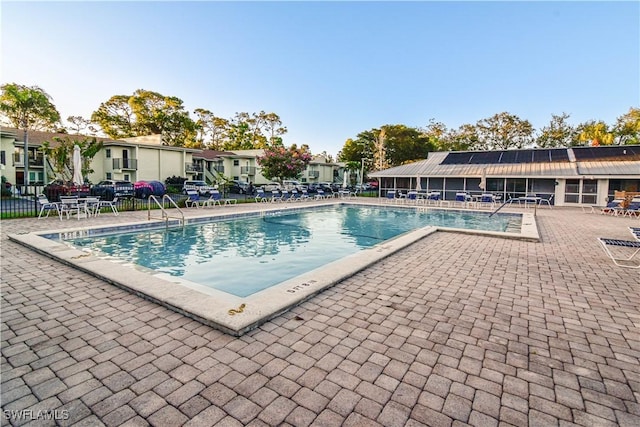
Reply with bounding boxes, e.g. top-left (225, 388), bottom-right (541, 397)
top-left (369, 150), bottom-right (640, 179)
